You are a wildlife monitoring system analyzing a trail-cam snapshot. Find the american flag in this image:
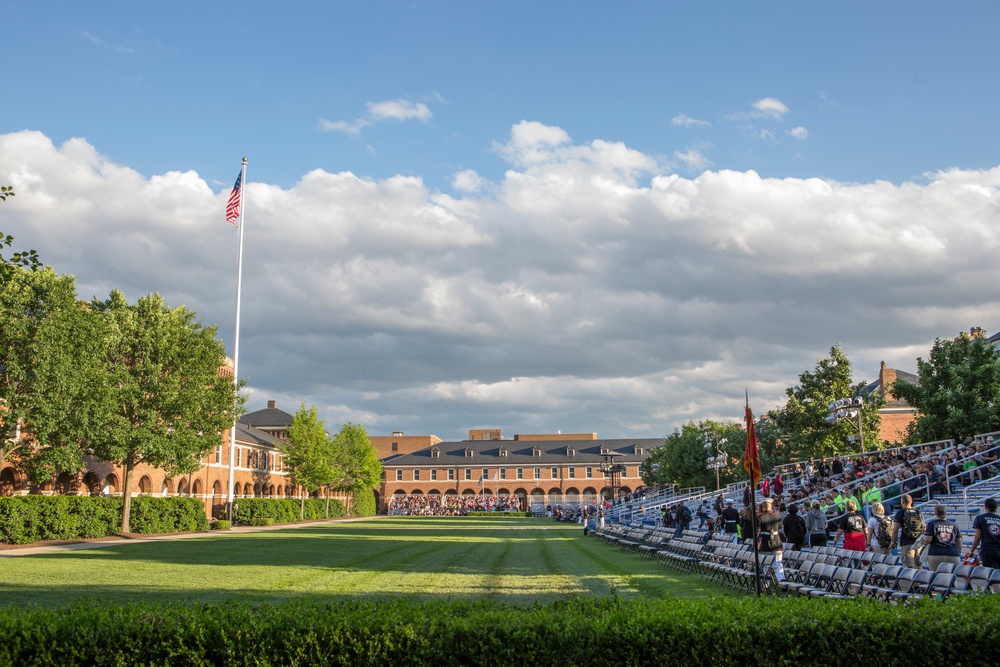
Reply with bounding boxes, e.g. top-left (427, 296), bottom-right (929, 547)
top-left (225, 170), bottom-right (243, 226)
